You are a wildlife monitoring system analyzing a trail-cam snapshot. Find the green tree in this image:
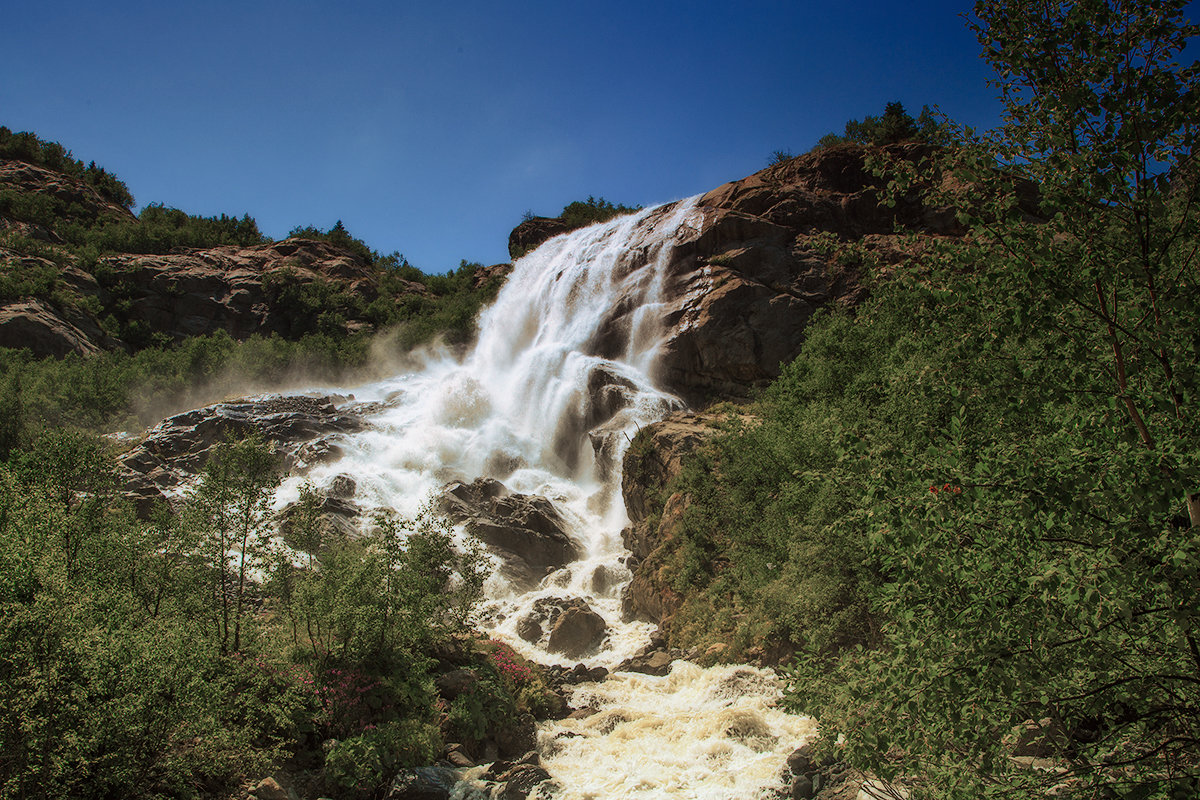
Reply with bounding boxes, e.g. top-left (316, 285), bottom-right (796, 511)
top-left (188, 435), bottom-right (279, 653)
